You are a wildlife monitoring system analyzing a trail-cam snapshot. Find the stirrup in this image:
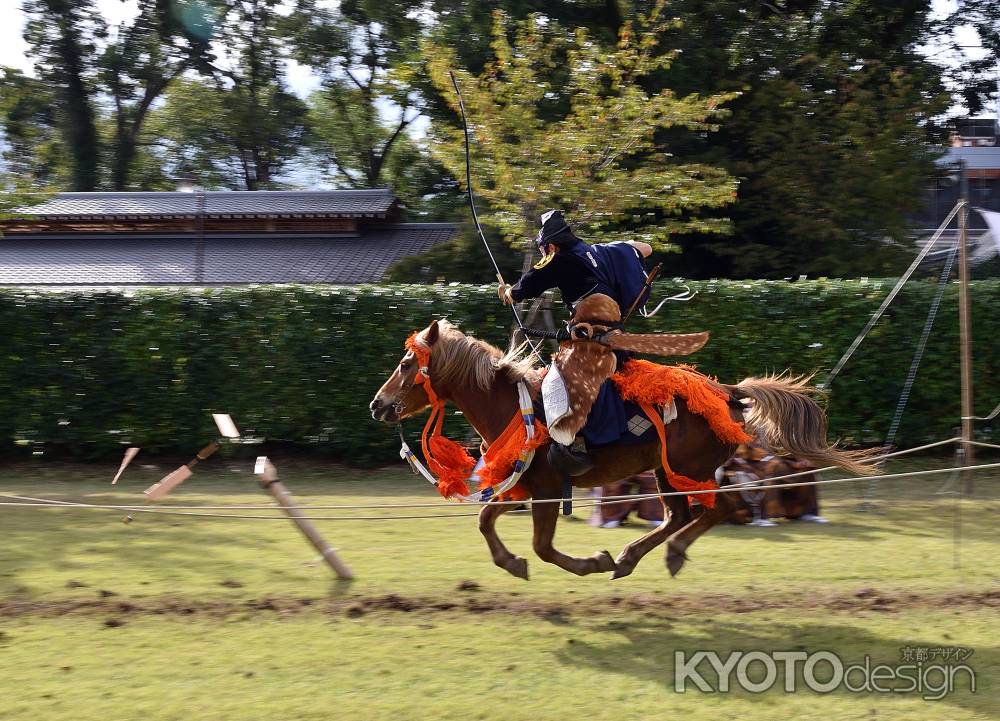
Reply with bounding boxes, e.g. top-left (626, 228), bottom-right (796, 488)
top-left (547, 441), bottom-right (594, 477)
